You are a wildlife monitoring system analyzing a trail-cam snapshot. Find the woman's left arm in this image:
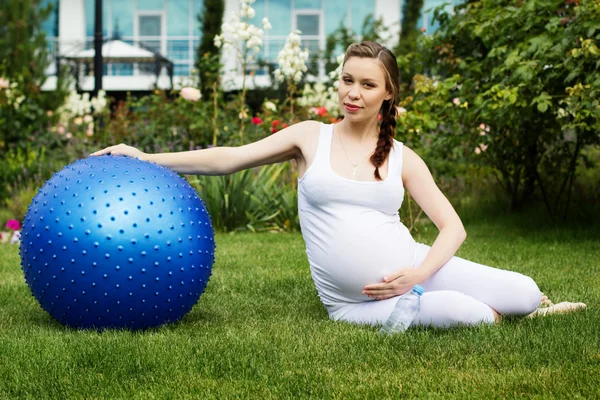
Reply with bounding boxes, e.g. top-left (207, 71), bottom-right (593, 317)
top-left (363, 145), bottom-right (466, 300)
